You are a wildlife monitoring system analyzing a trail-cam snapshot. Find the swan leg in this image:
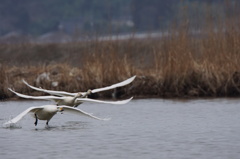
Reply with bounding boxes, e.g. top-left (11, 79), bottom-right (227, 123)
top-left (46, 117), bottom-right (53, 126)
top-left (34, 114), bottom-right (38, 126)
top-left (45, 121), bottom-right (50, 129)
